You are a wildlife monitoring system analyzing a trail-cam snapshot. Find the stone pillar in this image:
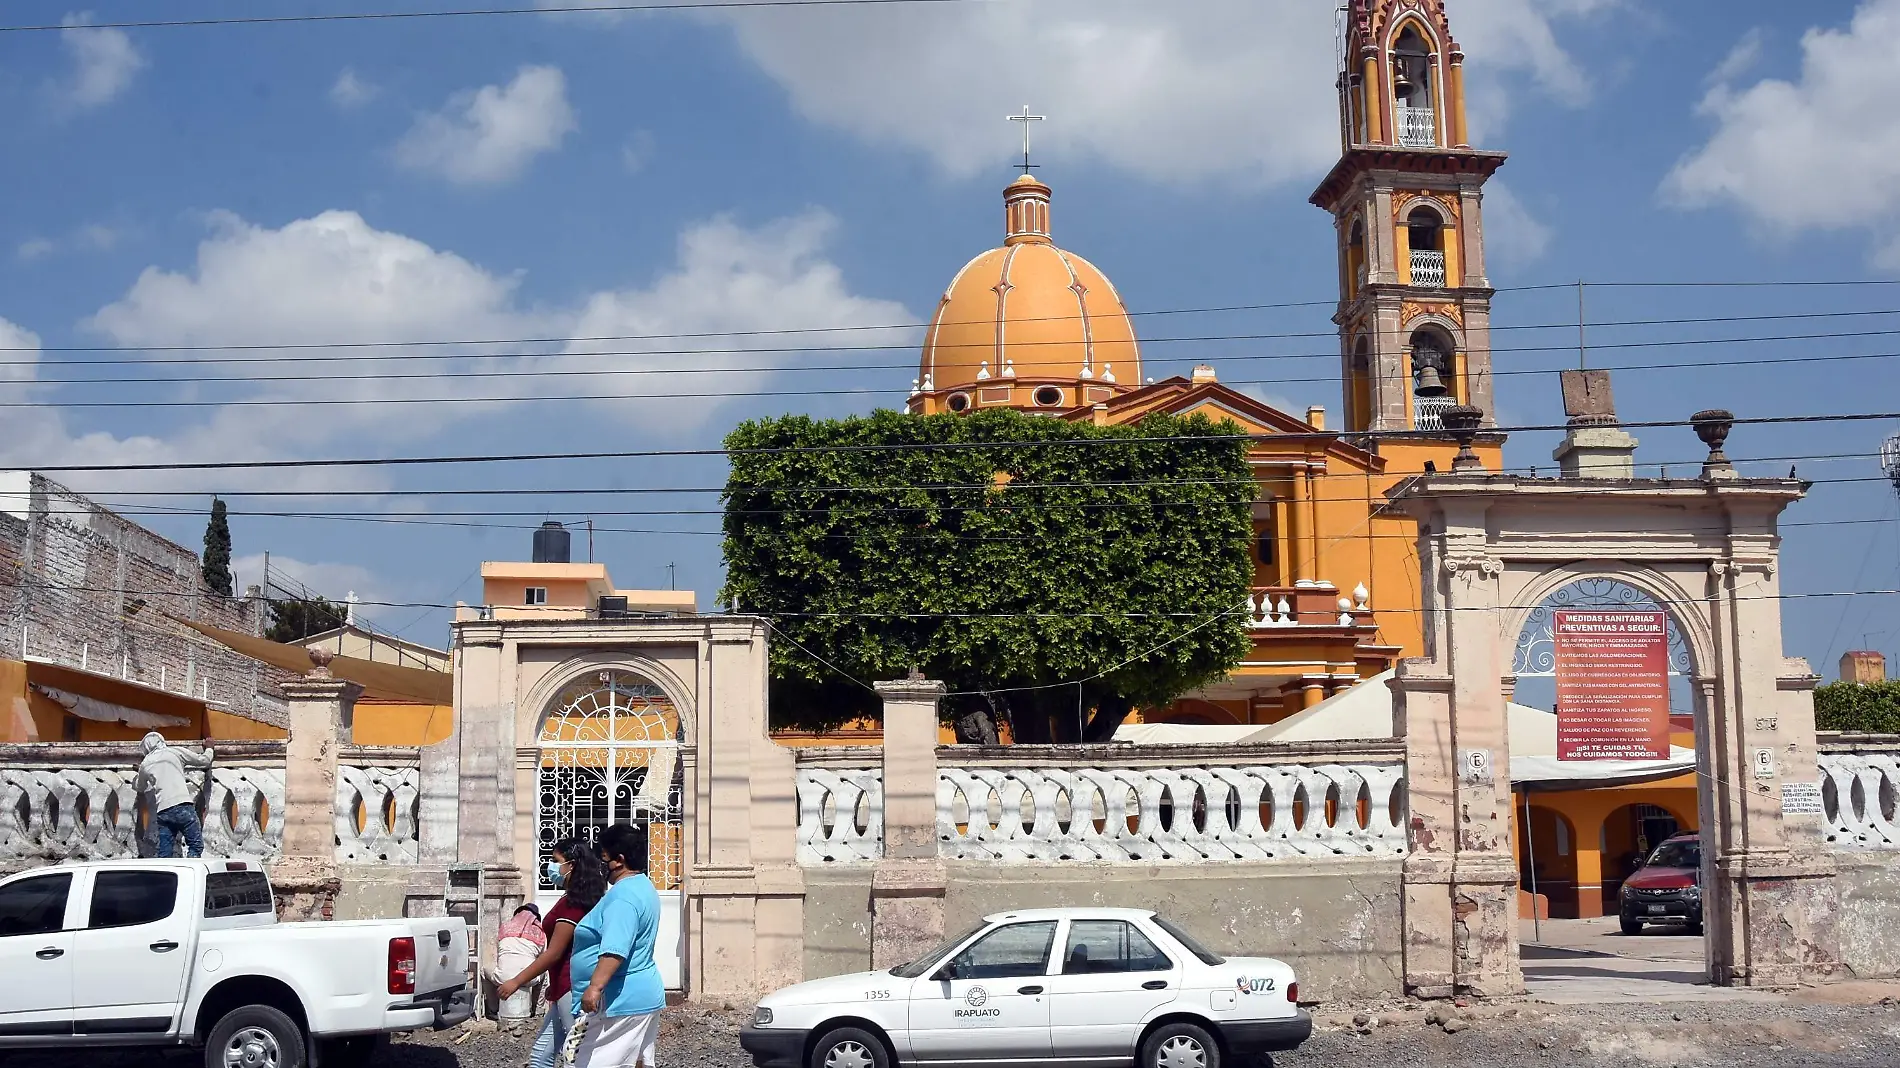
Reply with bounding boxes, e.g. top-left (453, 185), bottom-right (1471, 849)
top-left (1702, 538), bottom-right (1841, 987)
top-left (1391, 498), bottom-right (1522, 999)
top-left (870, 677), bottom-right (948, 970)
top-left (274, 669), bottom-right (360, 921)
top-left (683, 619), bottom-right (806, 1002)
